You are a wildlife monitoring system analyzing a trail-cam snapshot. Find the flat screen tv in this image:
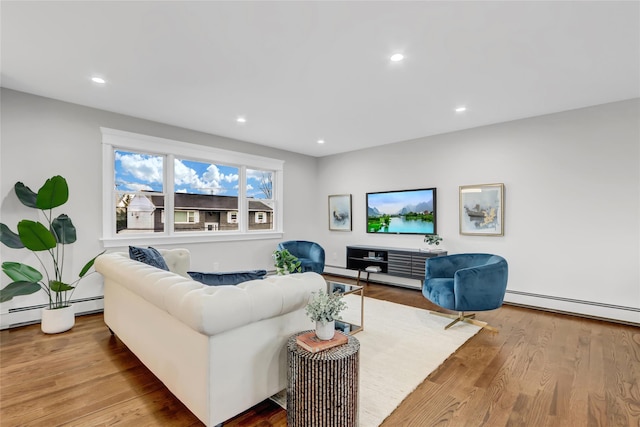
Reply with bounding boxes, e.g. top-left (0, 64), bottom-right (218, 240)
top-left (366, 188), bottom-right (437, 235)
